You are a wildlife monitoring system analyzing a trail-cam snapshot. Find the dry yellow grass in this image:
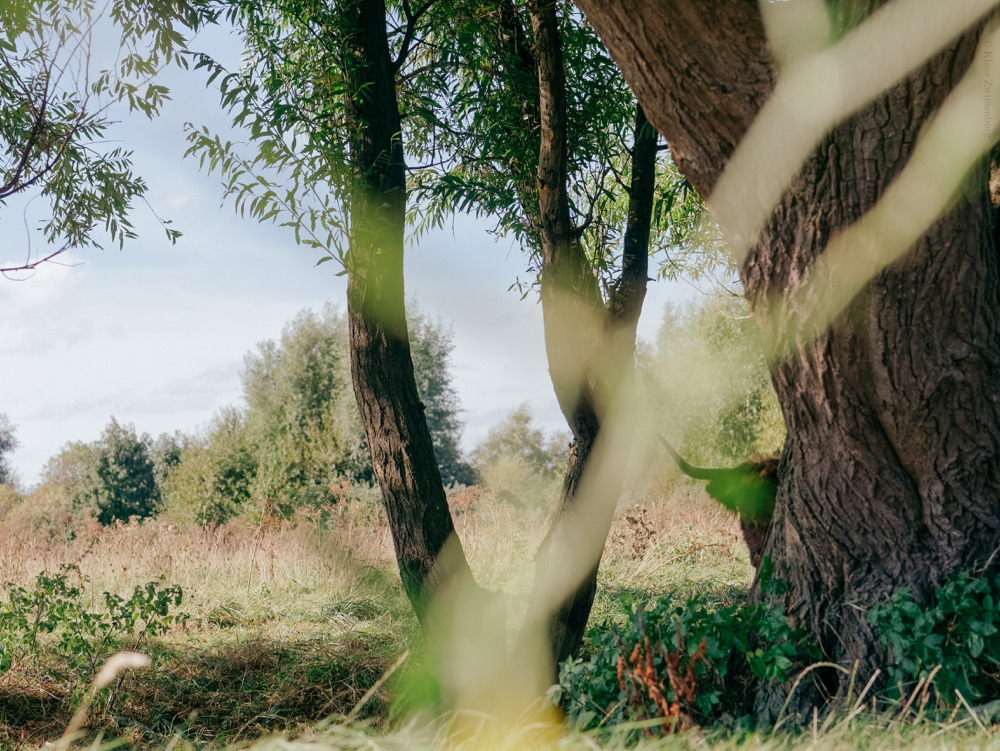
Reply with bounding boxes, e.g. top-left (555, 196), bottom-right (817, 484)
top-left (0, 479), bottom-right (756, 748)
top-left (0, 477), bottom-right (750, 618)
